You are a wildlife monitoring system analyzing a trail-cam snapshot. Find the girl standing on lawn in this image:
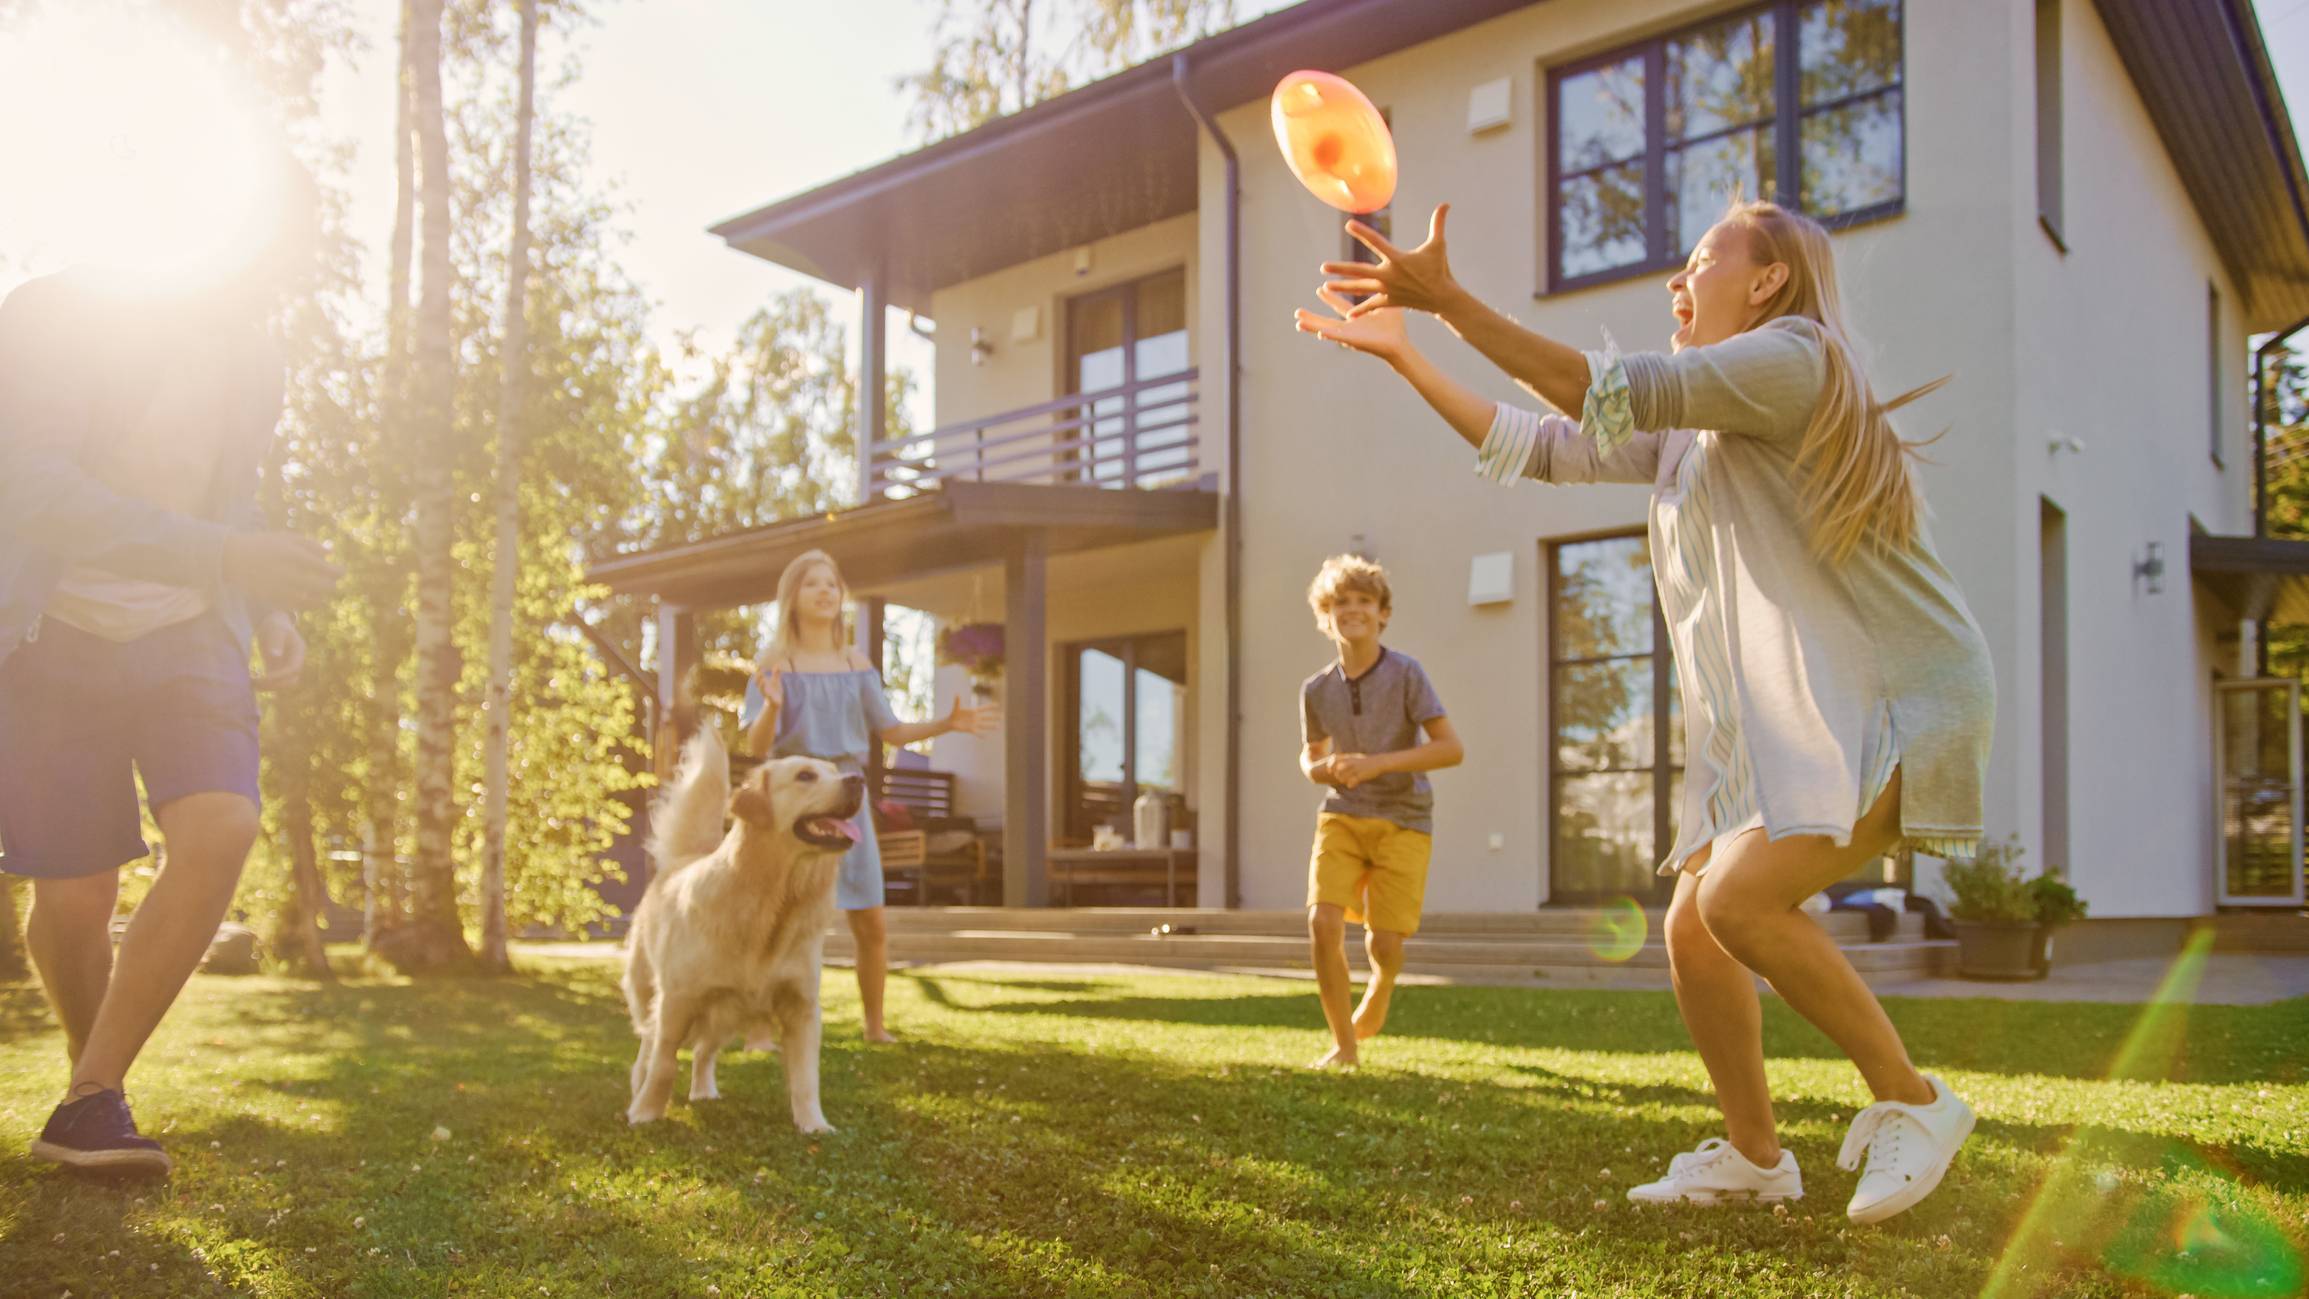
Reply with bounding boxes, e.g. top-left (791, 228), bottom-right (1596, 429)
top-left (743, 549), bottom-right (998, 1042)
top-left (1298, 199), bottom-right (1993, 1225)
